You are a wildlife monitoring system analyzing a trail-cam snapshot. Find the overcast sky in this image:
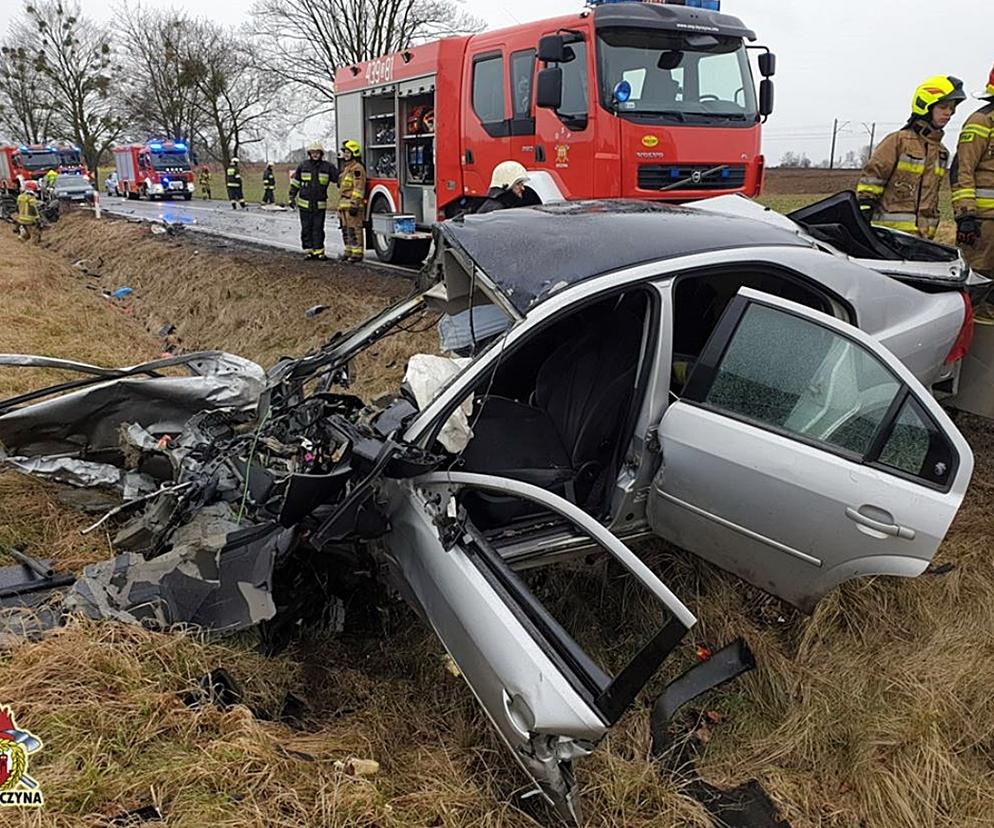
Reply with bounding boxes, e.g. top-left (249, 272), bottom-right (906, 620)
top-left (1, 0), bottom-right (990, 164)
